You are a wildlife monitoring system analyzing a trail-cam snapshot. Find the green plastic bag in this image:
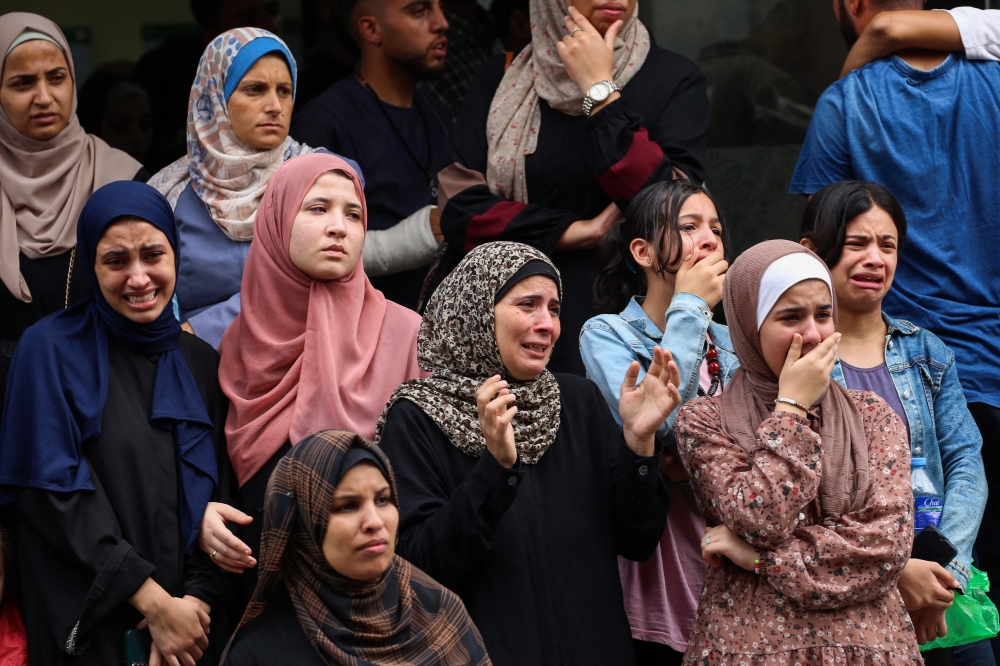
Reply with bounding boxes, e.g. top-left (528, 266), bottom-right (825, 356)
top-left (920, 566), bottom-right (1000, 651)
